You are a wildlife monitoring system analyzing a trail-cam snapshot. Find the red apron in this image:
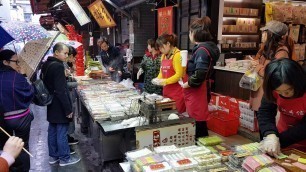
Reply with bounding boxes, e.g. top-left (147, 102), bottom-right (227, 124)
top-left (275, 93), bottom-right (306, 151)
top-left (183, 81), bottom-right (209, 121)
top-left (183, 47), bottom-right (212, 121)
top-left (161, 55), bottom-right (186, 114)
